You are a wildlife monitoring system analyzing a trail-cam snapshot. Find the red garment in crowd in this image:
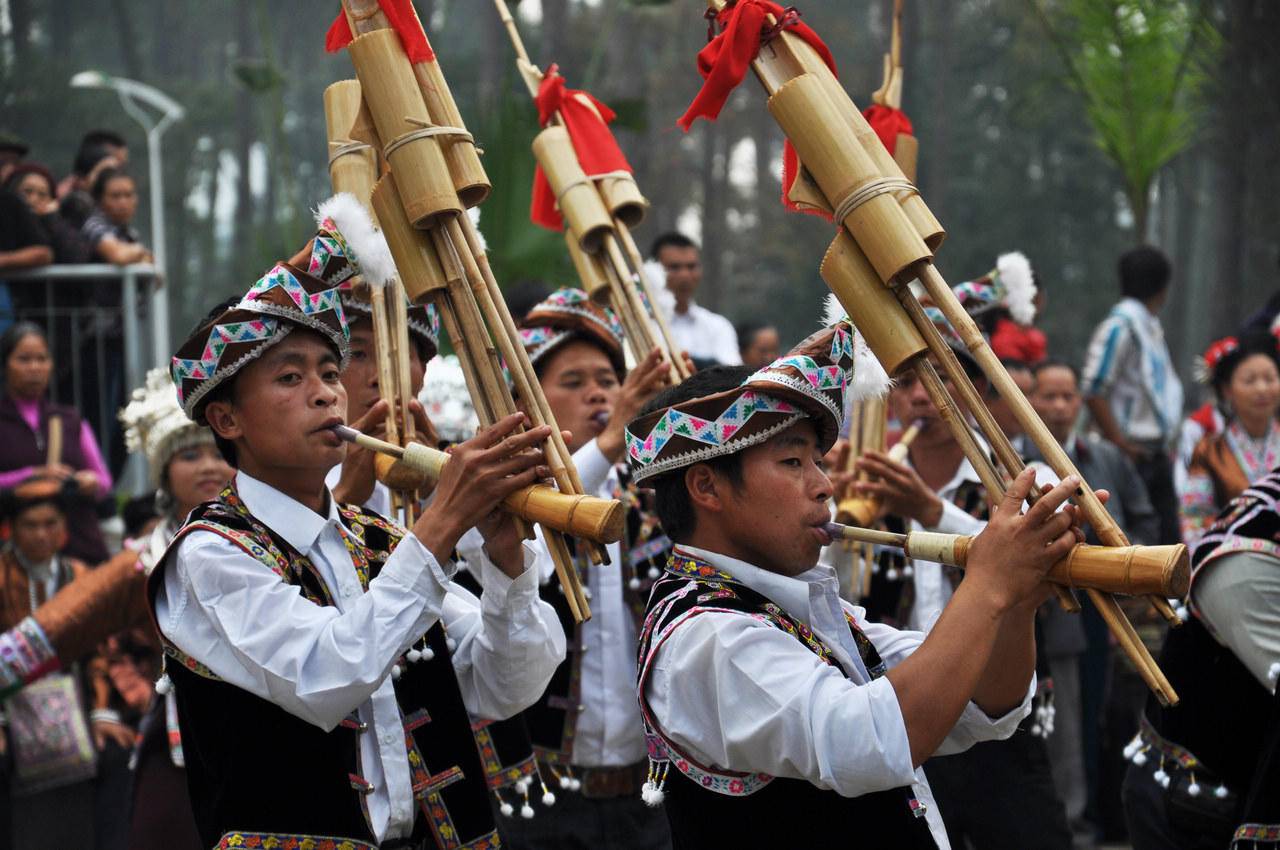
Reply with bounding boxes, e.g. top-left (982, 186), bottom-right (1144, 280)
top-left (990, 317), bottom-right (1047, 364)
